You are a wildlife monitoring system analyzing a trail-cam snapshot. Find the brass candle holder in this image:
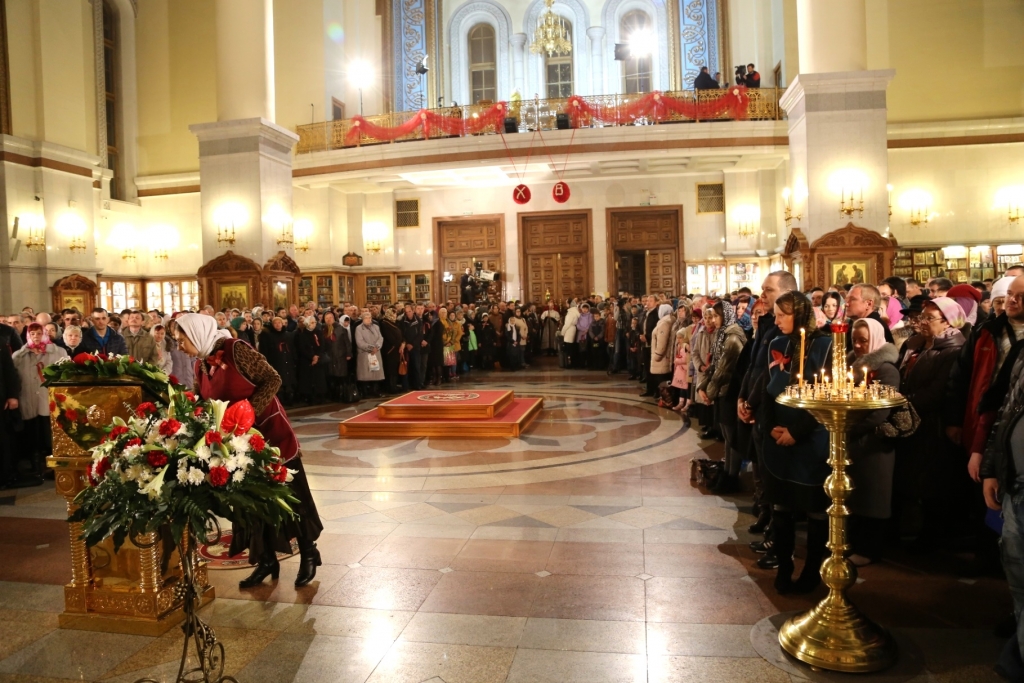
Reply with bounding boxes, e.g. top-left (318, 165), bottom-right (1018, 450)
top-left (774, 323), bottom-right (906, 673)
